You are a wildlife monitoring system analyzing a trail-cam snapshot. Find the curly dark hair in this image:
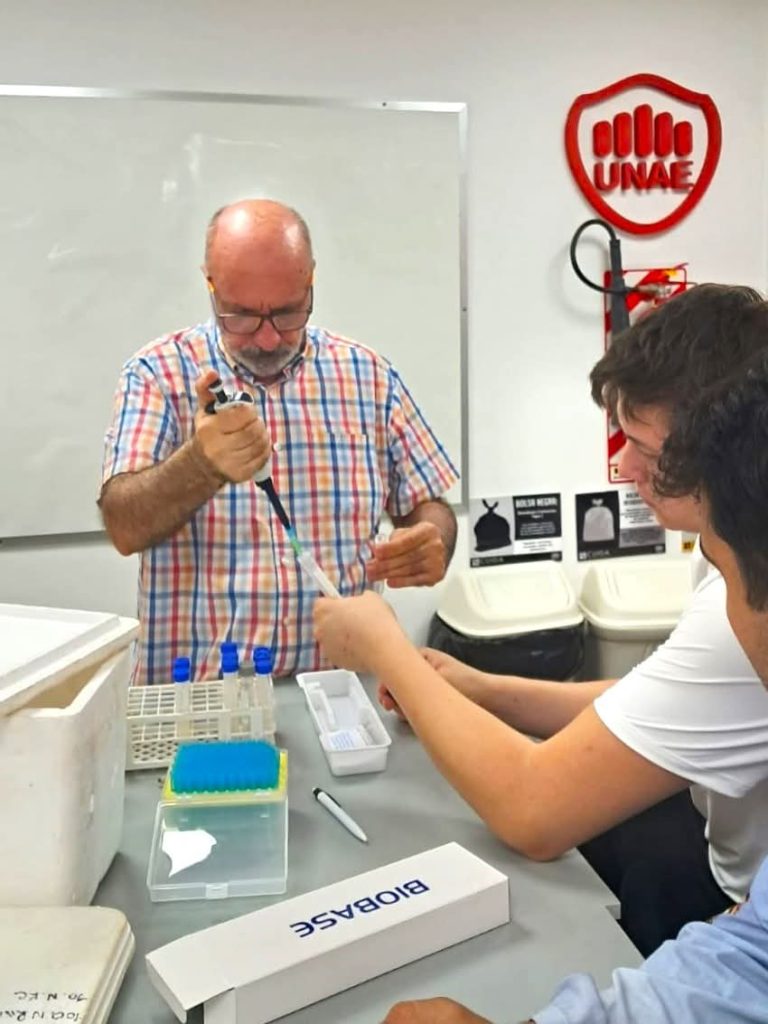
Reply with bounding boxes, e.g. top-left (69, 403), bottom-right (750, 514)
top-left (656, 349), bottom-right (768, 611)
top-left (590, 283), bottom-right (768, 421)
